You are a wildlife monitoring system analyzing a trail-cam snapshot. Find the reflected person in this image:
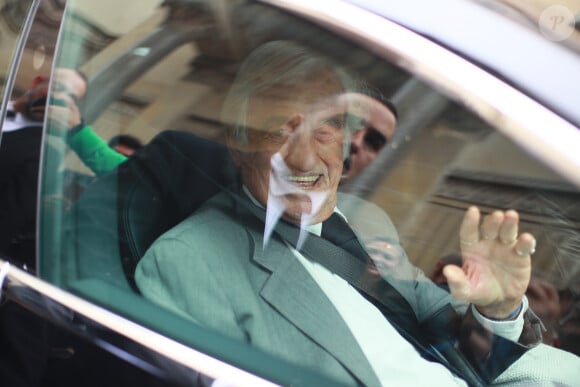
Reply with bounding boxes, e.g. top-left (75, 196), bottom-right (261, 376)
top-left (47, 68), bottom-right (129, 177)
top-left (0, 75), bottom-right (53, 268)
top-left (135, 41), bottom-right (579, 386)
top-left (342, 91), bottom-right (397, 180)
